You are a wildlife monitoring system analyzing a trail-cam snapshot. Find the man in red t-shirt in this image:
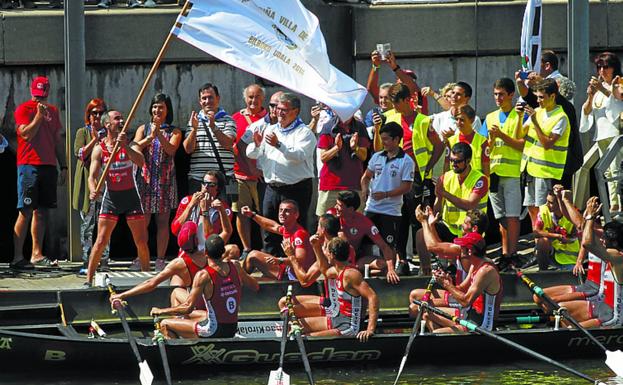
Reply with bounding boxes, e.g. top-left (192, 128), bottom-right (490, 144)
top-left (240, 200), bottom-right (315, 285)
top-left (12, 76), bottom-right (67, 270)
top-left (328, 190), bottom-right (399, 284)
top-left (316, 113), bottom-right (369, 216)
top-left (231, 84), bottom-right (268, 257)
